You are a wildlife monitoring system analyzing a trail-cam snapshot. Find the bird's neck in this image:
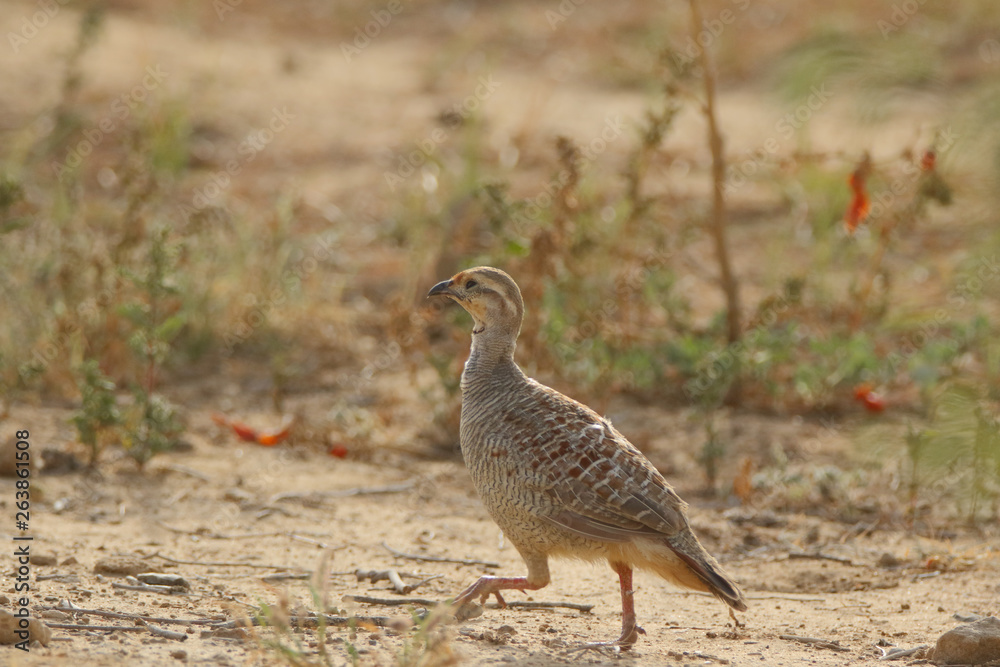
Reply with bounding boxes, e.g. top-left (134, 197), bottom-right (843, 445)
top-left (463, 328), bottom-right (518, 384)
